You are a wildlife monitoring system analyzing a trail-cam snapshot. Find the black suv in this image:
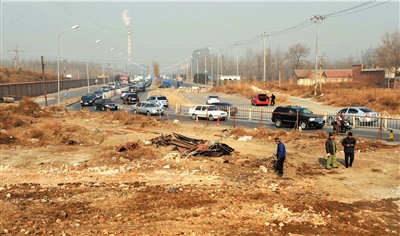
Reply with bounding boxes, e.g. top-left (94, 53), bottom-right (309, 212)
top-left (271, 105), bottom-right (325, 130)
top-left (122, 93), bottom-right (140, 104)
